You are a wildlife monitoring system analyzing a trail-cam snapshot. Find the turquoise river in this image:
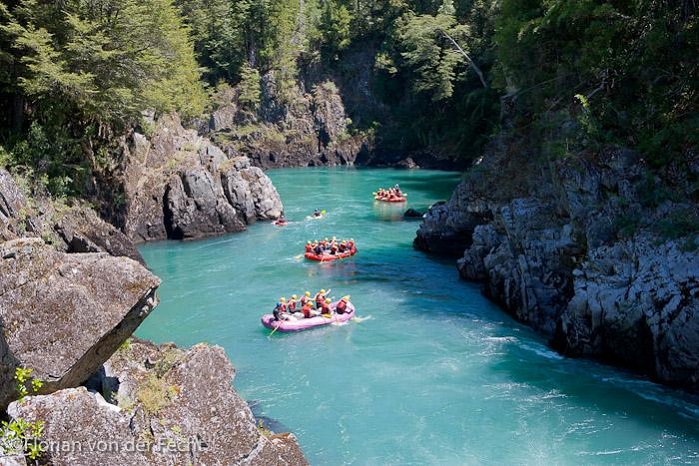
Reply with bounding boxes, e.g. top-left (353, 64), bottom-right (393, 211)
top-left (138, 168), bottom-right (699, 465)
